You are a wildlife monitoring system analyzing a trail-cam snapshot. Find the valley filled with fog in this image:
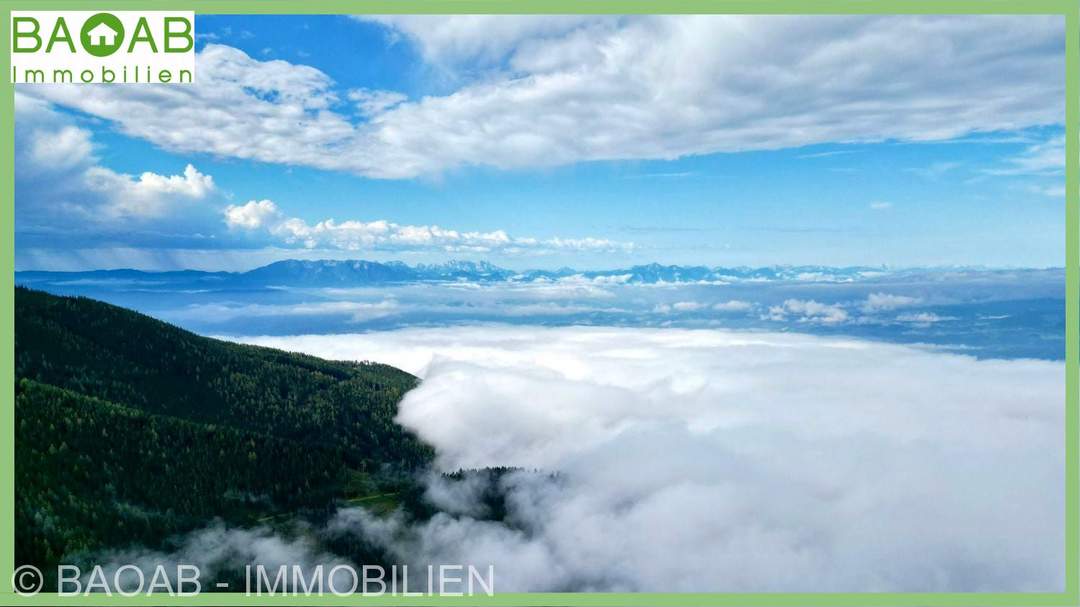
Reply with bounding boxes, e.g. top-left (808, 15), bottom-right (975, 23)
top-left (258, 326), bottom-right (1064, 591)
top-left (25, 262), bottom-right (1066, 591)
